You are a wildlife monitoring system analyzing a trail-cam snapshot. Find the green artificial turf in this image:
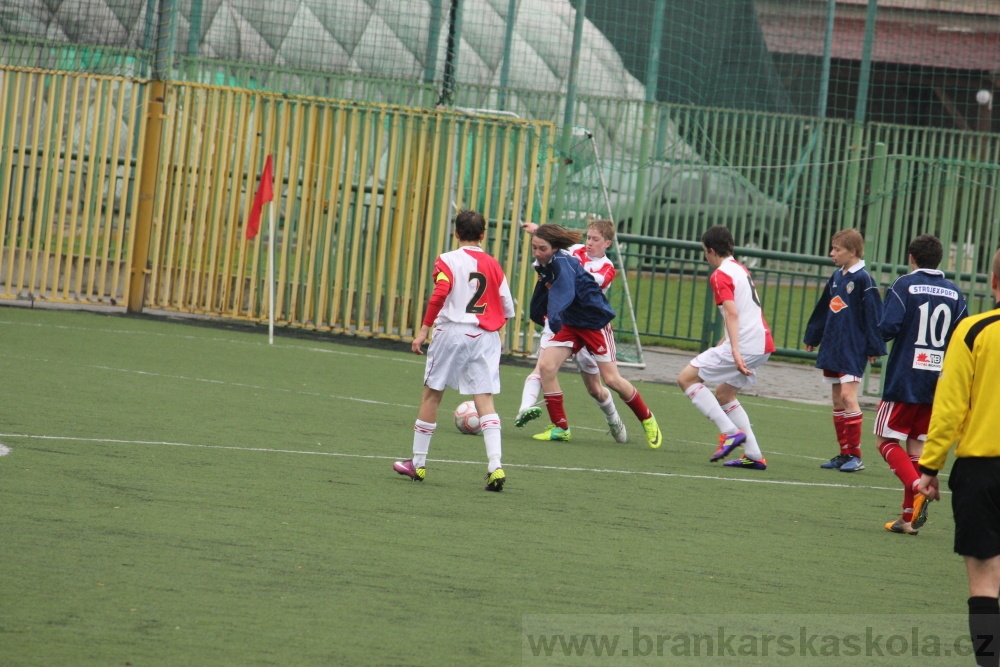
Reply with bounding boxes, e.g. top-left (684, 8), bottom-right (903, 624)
top-left (0, 306), bottom-right (969, 665)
